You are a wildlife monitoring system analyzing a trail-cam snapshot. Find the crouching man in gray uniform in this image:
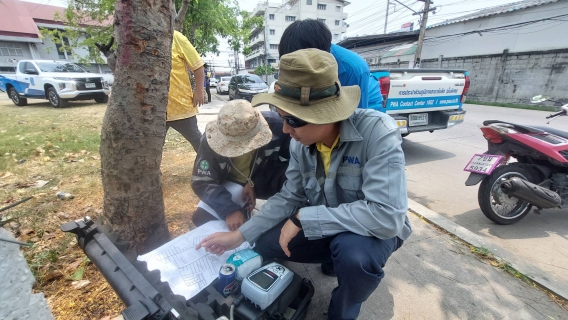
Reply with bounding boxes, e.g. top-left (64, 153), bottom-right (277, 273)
top-left (197, 49), bottom-right (412, 320)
